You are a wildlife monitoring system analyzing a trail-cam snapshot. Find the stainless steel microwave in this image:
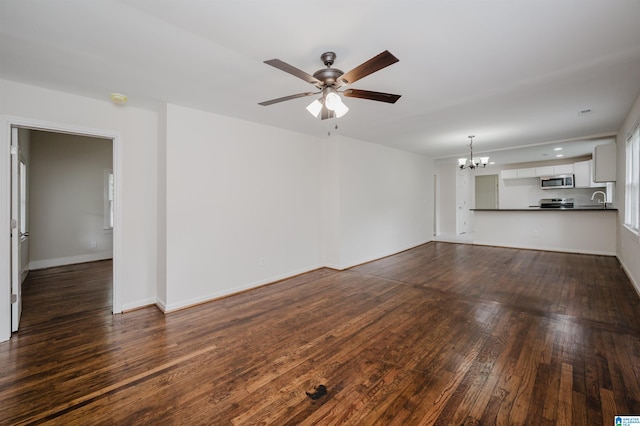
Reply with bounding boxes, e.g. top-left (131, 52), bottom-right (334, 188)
top-left (540, 175), bottom-right (574, 189)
